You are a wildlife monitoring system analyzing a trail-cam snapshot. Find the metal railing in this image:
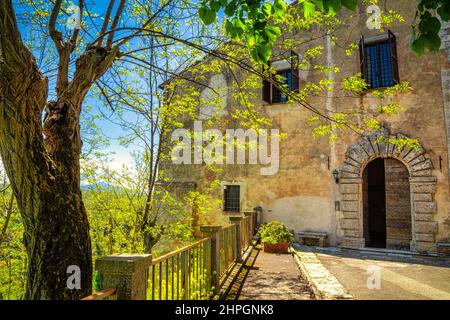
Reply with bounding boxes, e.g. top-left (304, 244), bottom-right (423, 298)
top-left (87, 211), bottom-right (259, 300)
top-left (240, 215), bottom-right (252, 252)
top-left (148, 237), bottom-right (212, 300)
top-left (218, 224), bottom-right (238, 279)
